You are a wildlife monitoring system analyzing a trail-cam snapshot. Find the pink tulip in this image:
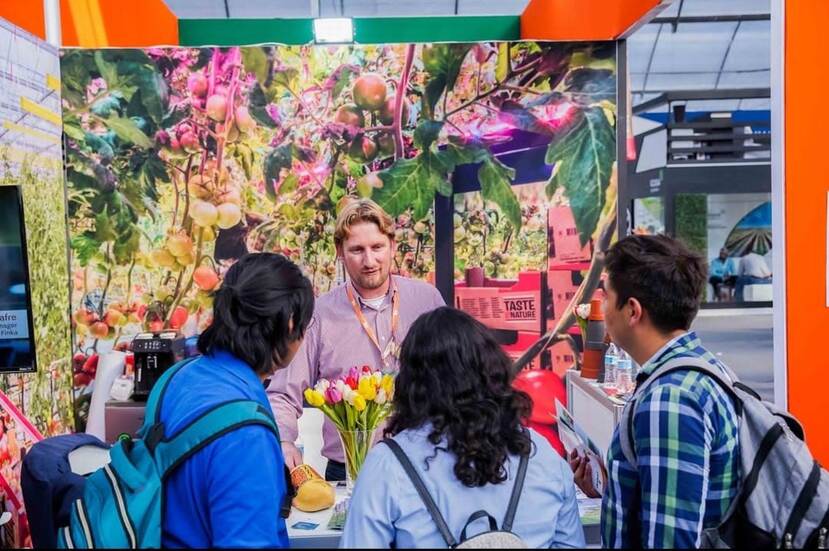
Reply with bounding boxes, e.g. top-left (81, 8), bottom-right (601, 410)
top-left (325, 387), bottom-right (342, 404)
